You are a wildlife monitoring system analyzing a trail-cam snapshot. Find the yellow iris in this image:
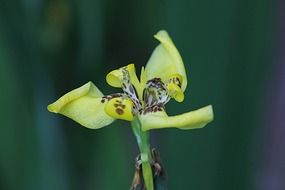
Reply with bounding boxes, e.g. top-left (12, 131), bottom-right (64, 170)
top-left (47, 30), bottom-right (214, 190)
top-left (47, 30), bottom-right (214, 131)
